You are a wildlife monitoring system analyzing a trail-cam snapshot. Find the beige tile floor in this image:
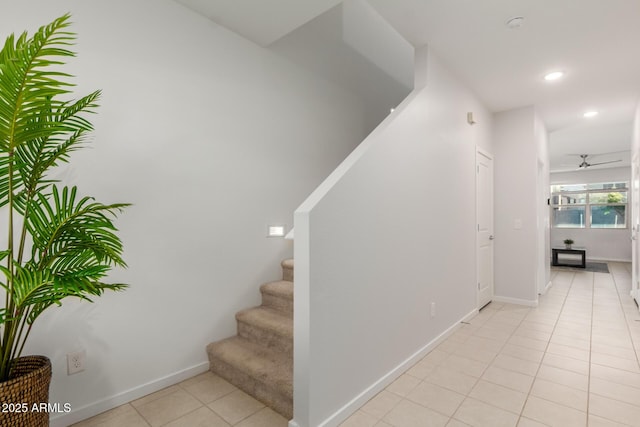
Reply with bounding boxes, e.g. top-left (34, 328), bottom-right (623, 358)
top-left (75, 262), bottom-right (640, 427)
top-left (72, 372), bottom-right (289, 427)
